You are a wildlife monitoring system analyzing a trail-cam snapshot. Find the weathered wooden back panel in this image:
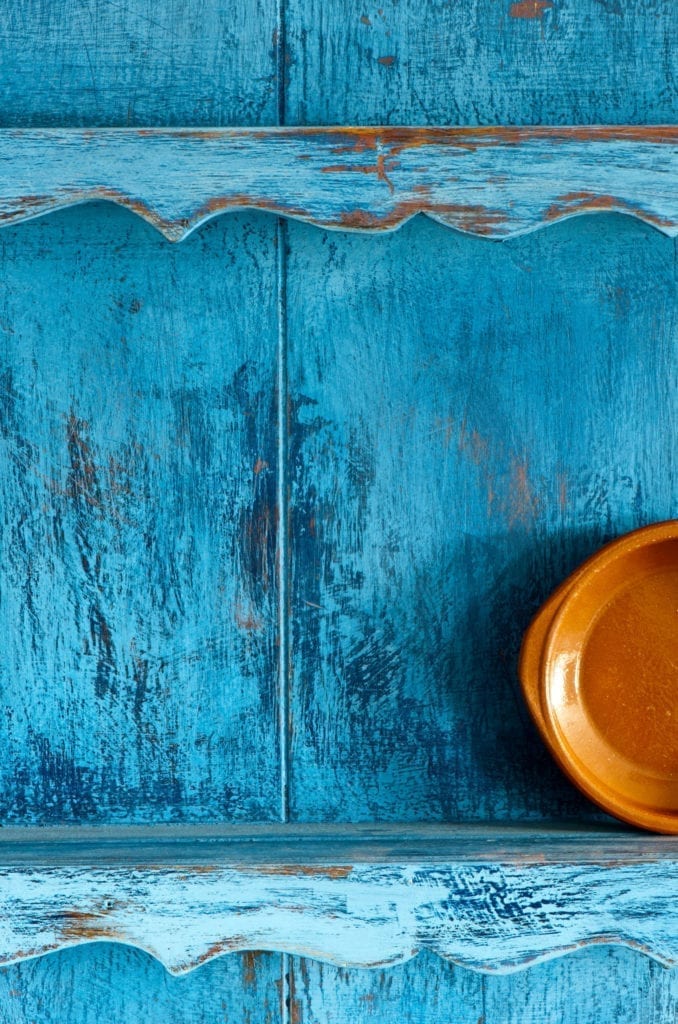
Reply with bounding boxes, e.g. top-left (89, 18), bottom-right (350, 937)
top-left (0, 1), bottom-right (676, 1021)
top-left (286, 210), bottom-right (675, 823)
top-left (0, 205), bottom-right (281, 823)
